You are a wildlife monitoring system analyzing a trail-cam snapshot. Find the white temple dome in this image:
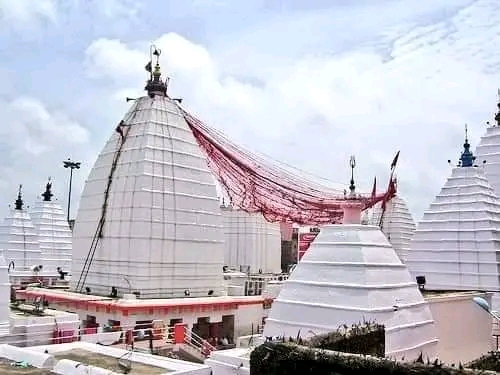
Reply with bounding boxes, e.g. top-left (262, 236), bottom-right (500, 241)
top-left (71, 63), bottom-right (225, 298)
top-left (29, 180), bottom-right (72, 275)
top-left (406, 166), bottom-right (500, 293)
top-left (221, 206), bottom-right (281, 274)
top-left (263, 223), bottom-right (438, 361)
top-left (367, 194), bottom-right (416, 263)
top-left (0, 186), bottom-right (42, 274)
top-left (407, 130), bottom-right (500, 301)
